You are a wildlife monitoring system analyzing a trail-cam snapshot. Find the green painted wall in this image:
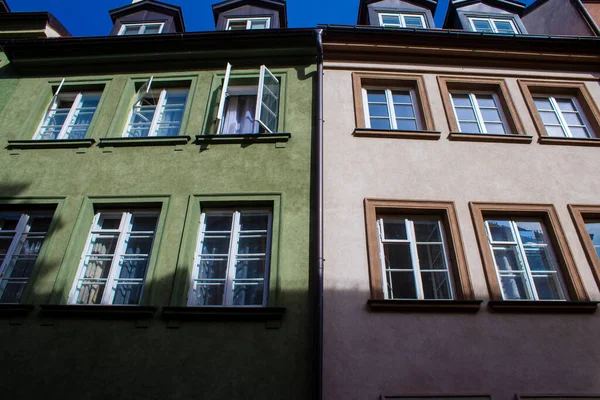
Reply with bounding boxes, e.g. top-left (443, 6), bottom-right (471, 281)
top-left (0, 59), bottom-right (316, 399)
